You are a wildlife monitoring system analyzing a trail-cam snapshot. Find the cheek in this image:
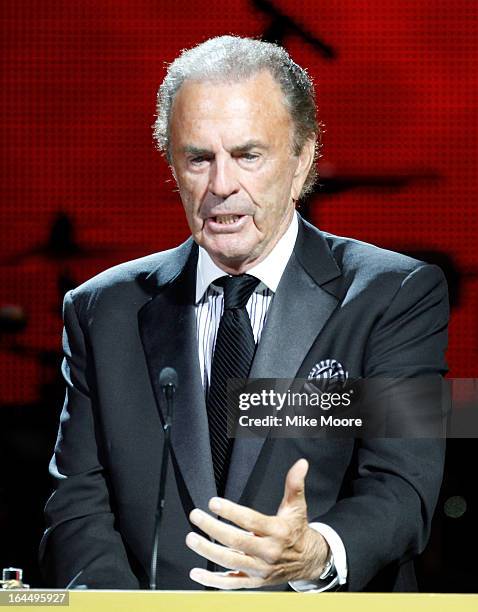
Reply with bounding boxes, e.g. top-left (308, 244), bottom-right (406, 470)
top-left (243, 167), bottom-right (279, 207)
top-left (178, 177), bottom-right (205, 210)
top-left (255, 158), bottom-right (295, 195)
top-left (251, 169), bottom-right (293, 210)
top-left (178, 188), bottom-right (201, 229)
